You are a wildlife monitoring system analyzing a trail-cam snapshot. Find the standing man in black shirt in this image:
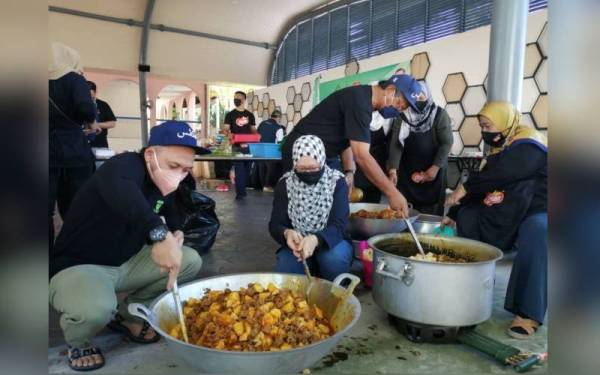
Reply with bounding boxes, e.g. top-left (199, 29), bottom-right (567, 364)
top-left (257, 109), bottom-right (285, 192)
top-left (49, 121), bottom-right (205, 371)
top-left (87, 81), bottom-right (117, 149)
top-left (223, 90), bottom-right (256, 200)
top-left (282, 75), bottom-right (423, 216)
